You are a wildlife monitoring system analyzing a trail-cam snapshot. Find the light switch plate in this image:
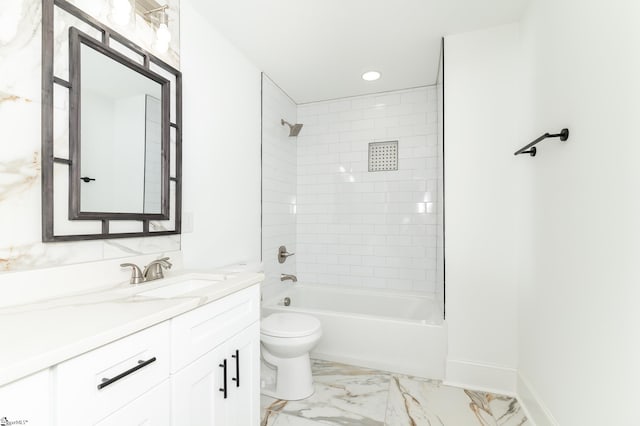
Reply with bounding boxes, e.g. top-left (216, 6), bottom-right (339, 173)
top-left (182, 212), bottom-right (194, 233)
